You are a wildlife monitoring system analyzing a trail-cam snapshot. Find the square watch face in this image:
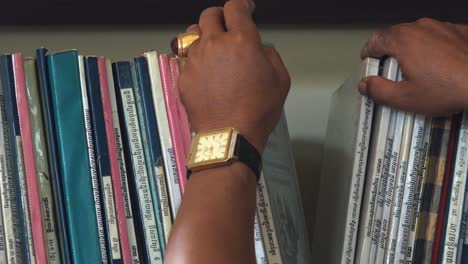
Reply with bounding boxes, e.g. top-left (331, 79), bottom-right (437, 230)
top-left (188, 128), bottom-right (235, 166)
